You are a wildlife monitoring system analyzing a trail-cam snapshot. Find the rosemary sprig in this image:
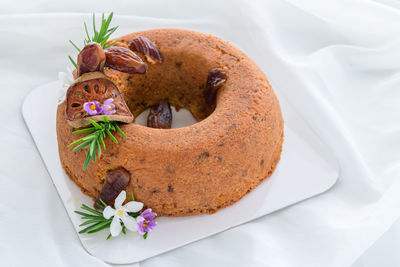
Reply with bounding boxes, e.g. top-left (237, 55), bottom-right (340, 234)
top-left (68, 12), bottom-right (119, 67)
top-left (68, 116), bottom-right (126, 170)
